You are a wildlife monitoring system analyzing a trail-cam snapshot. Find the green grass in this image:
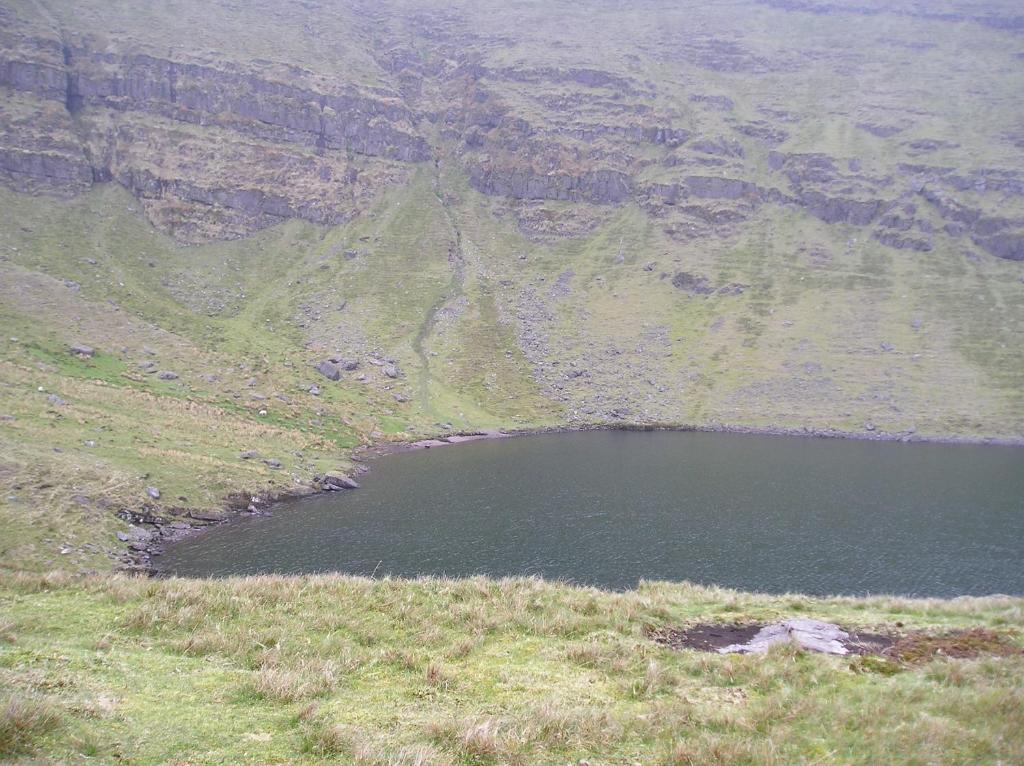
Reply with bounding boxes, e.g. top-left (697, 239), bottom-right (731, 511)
top-left (0, 573), bottom-right (1021, 765)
